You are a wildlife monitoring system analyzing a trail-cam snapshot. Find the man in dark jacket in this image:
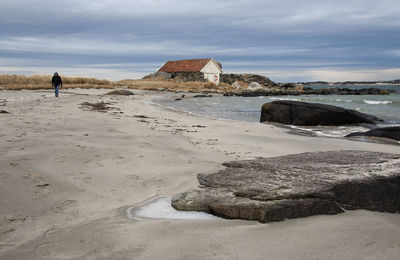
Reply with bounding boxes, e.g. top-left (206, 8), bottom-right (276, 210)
top-left (51, 72), bottom-right (62, 97)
